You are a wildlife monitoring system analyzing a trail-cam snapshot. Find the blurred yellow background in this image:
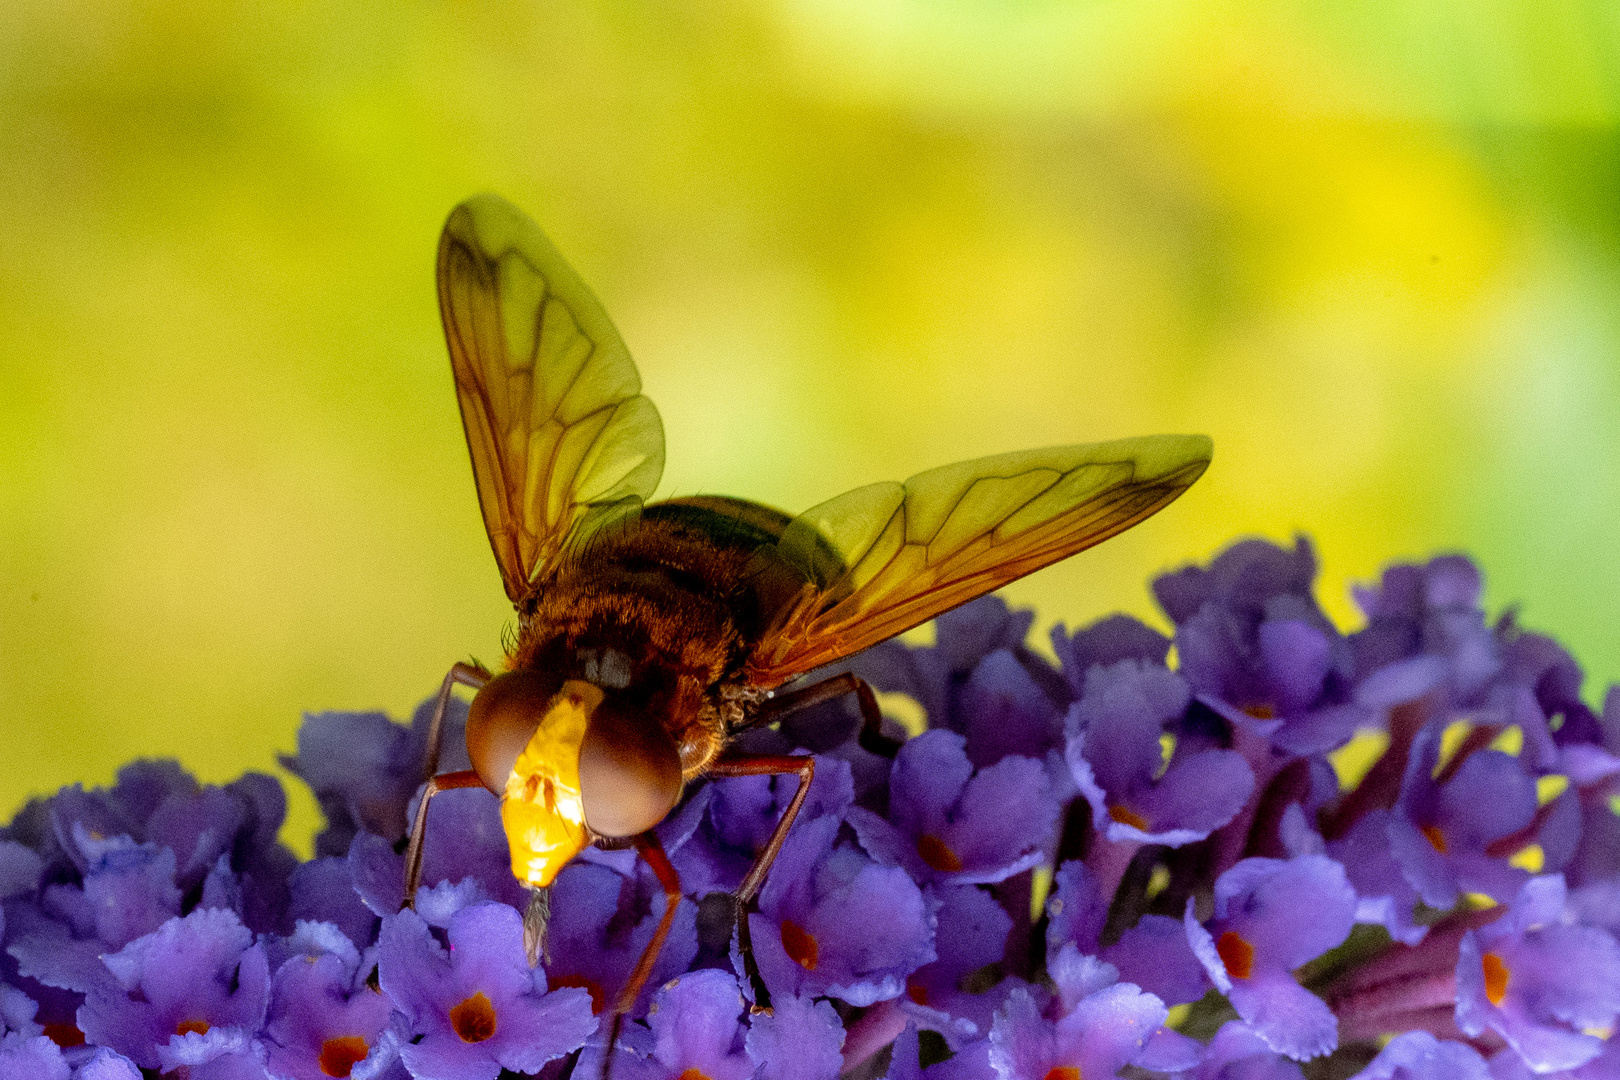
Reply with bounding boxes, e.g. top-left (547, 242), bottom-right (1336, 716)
top-left (4, 1), bottom-right (1619, 851)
